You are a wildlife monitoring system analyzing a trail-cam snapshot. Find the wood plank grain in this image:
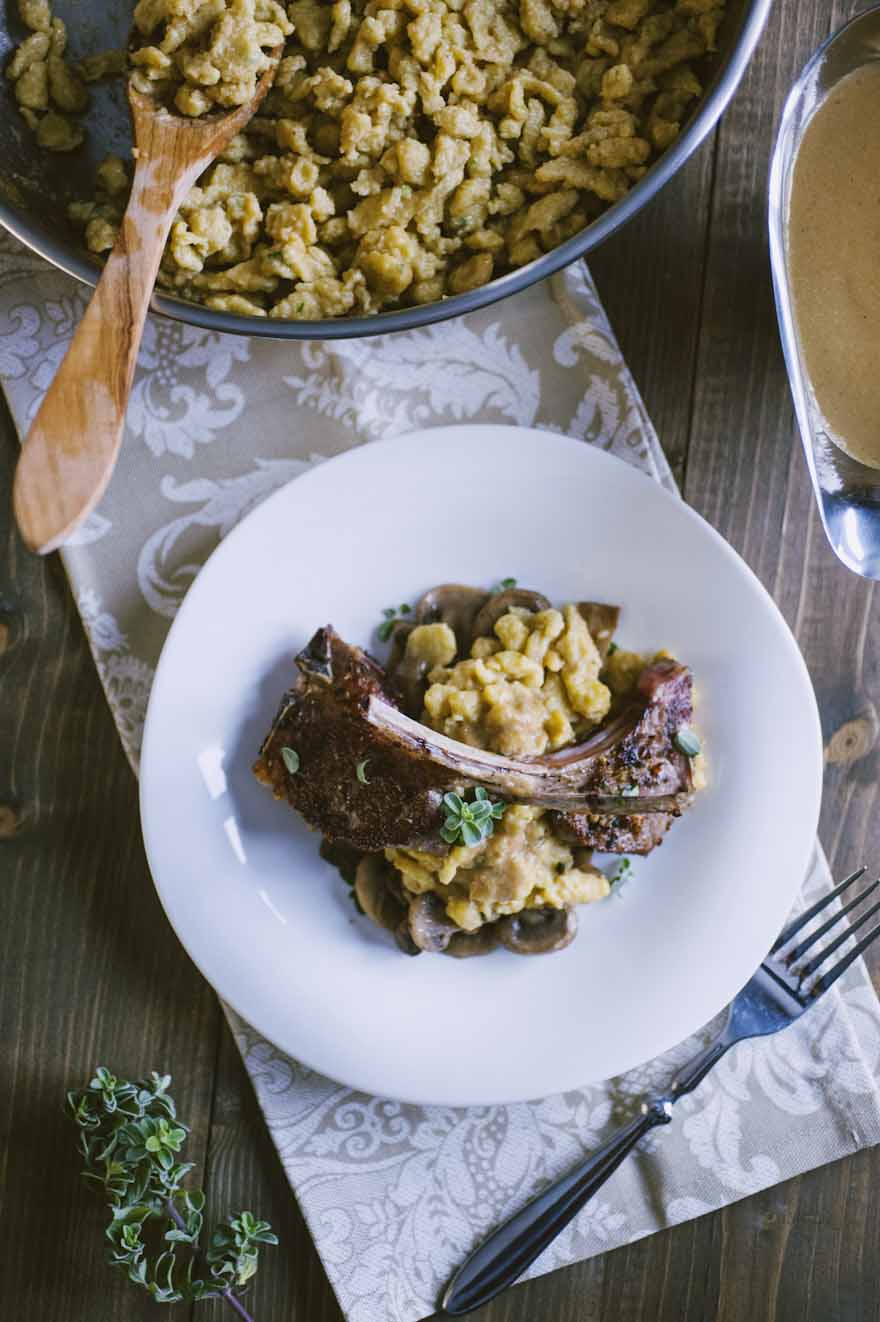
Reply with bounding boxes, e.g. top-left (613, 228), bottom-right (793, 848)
top-left (0, 391), bottom-right (222, 1321)
top-left (675, 0), bottom-right (880, 1314)
top-left (684, 0), bottom-right (880, 906)
top-left (197, 1021), bottom-right (345, 1322)
top-left (589, 140), bottom-right (717, 486)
